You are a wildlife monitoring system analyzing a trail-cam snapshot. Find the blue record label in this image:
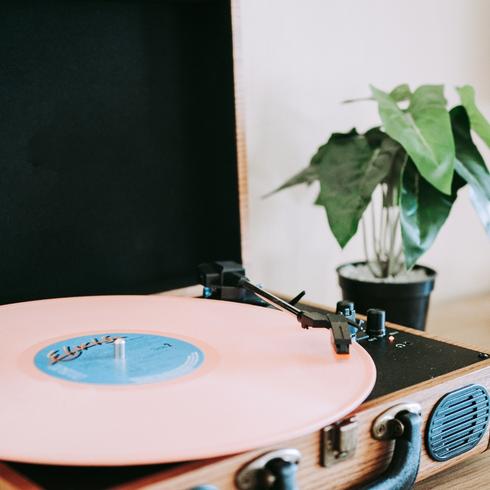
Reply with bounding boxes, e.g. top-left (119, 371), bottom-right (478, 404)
top-left (34, 333), bottom-right (205, 385)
